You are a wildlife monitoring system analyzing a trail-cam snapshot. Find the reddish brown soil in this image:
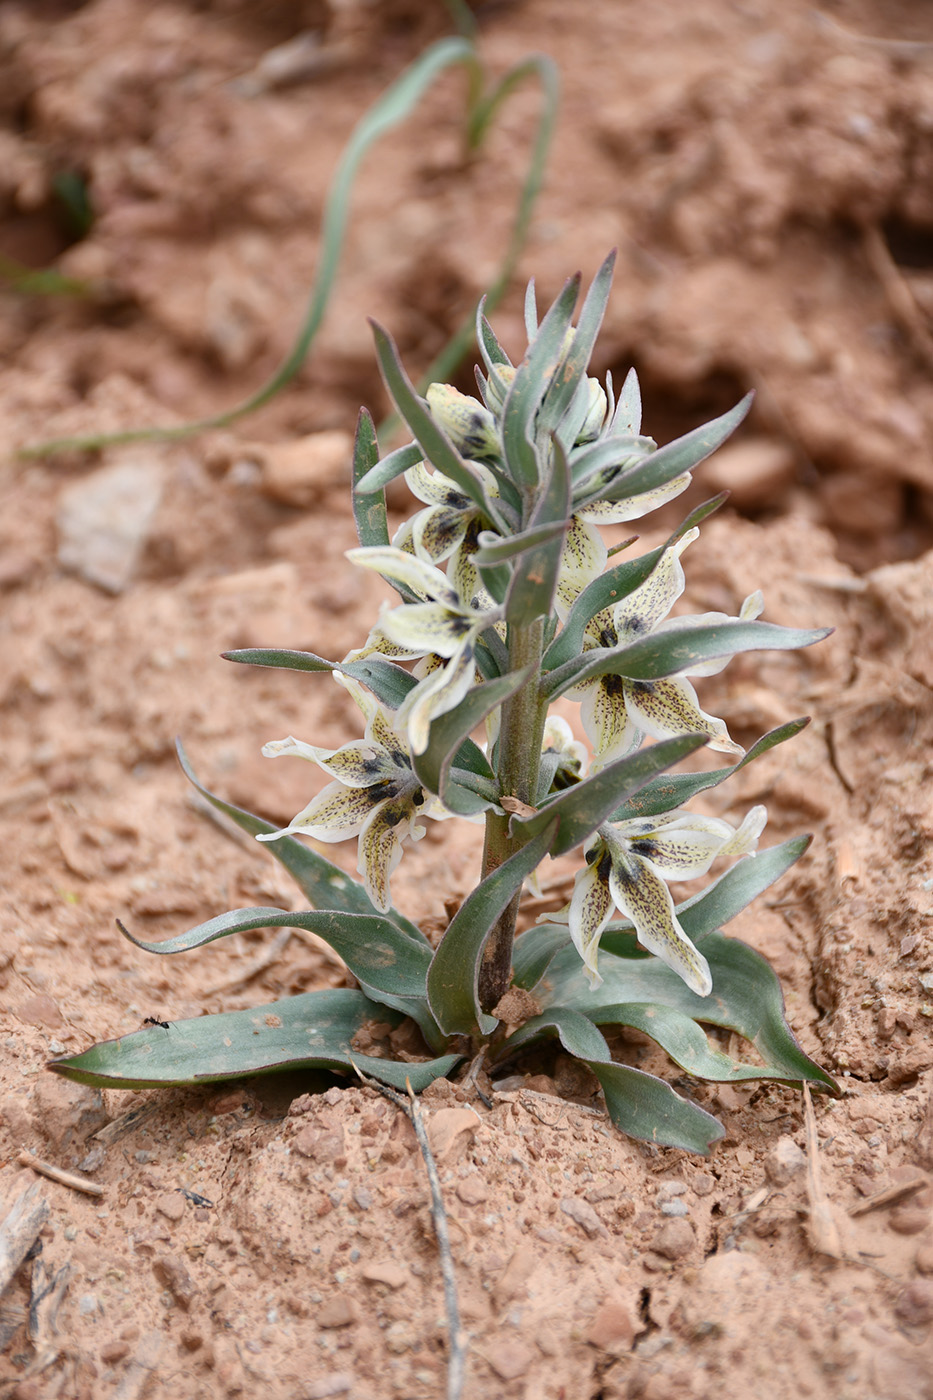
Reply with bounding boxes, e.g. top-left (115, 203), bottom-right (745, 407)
top-left (2, 2), bottom-right (933, 1397)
